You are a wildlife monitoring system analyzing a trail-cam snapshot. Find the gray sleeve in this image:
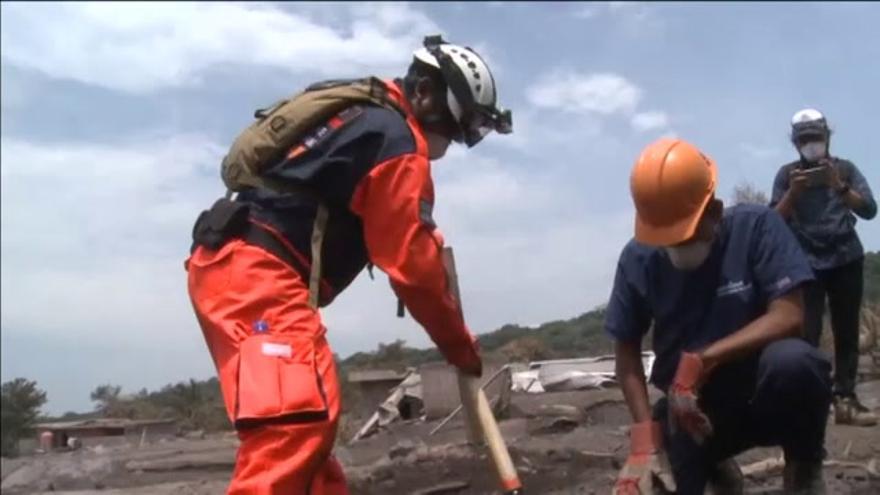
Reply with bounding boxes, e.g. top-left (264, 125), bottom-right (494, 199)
top-left (769, 165), bottom-right (790, 207)
top-left (845, 161), bottom-right (877, 220)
